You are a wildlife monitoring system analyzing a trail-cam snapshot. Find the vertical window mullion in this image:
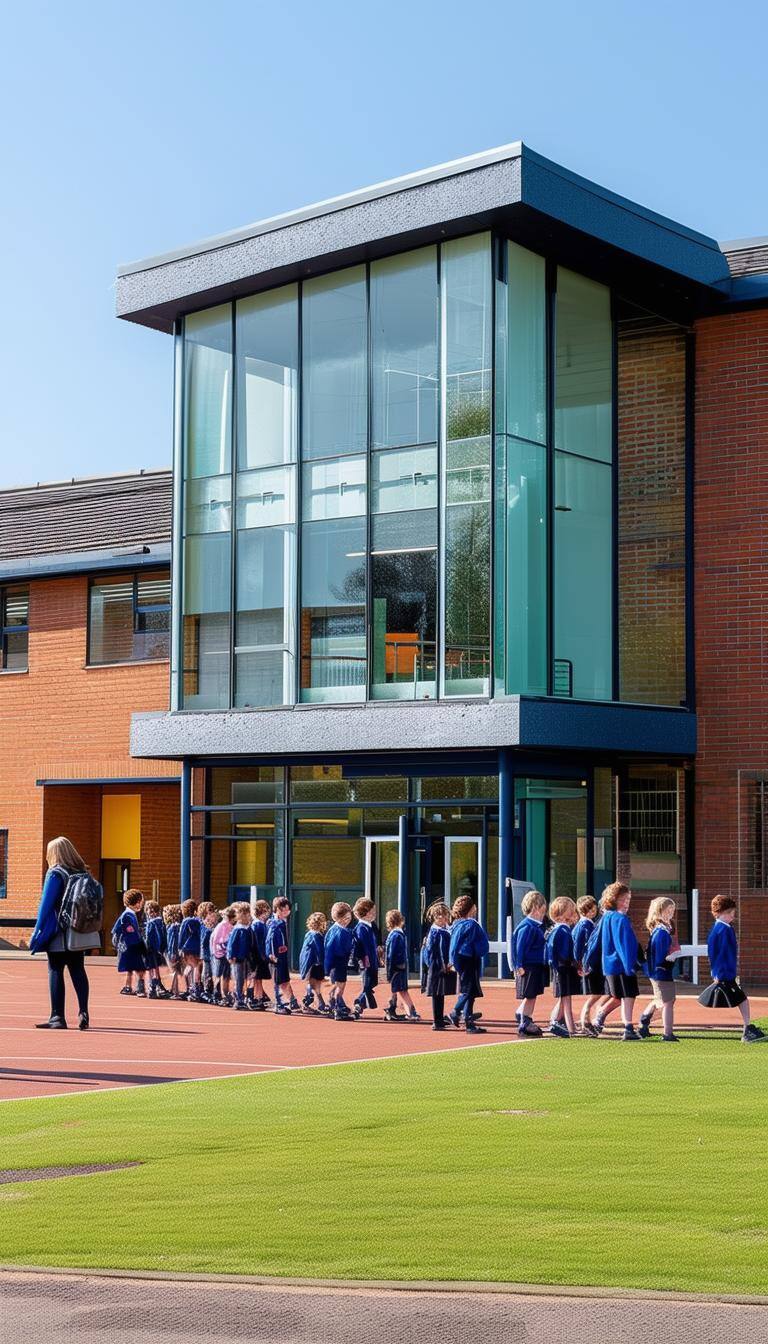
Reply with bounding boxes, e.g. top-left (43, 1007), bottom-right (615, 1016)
top-left (229, 302), bottom-right (237, 709)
